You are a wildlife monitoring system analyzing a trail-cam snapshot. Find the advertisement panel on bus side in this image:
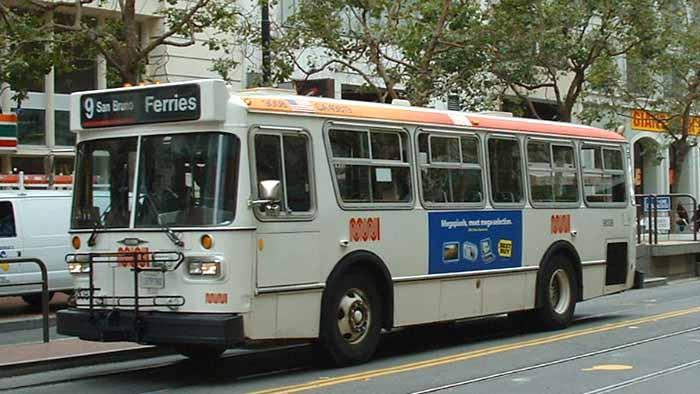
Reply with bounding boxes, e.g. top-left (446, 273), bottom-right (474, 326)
top-left (428, 211), bottom-right (523, 274)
